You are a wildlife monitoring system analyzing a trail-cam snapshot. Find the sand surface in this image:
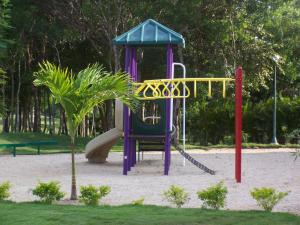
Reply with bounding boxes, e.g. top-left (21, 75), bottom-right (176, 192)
top-left (0, 149), bottom-right (299, 214)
